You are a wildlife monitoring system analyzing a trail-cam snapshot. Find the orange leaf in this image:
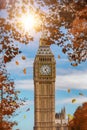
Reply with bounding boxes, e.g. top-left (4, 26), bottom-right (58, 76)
top-left (71, 63), bottom-right (78, 67)
top-left (23, 68), bottom-right (26, 74)
top-left (58, 55), bottom-right (61, 59)
top-left (68, 89), bottom-right (70, 93)
top-left (22, 56), bottom-right (26, 60)
top-left (4, 56), bottom-right (9, 63)
top-left (15, 61), bottom-right (19, 65)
